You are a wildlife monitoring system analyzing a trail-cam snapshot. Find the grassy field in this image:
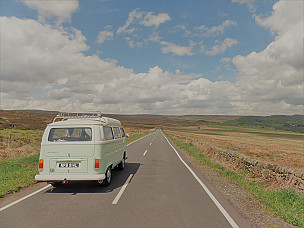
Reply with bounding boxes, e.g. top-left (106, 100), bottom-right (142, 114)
top-left (164, 123), bottom-right (304, 169)
top-left (164, 131), bottom-right (304, 227)
top-left (1, 110), bottom-right (303, 225)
